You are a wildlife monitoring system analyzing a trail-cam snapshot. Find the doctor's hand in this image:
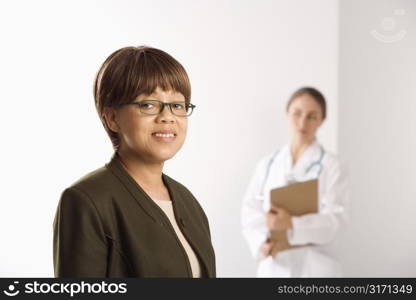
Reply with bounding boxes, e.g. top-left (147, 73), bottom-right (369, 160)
top-left (261, 239), bottom-right (285, 257)
top-left (260, 240), bottom-right (273, 257)
top-left (266, 204), bottom-right (293, 231)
